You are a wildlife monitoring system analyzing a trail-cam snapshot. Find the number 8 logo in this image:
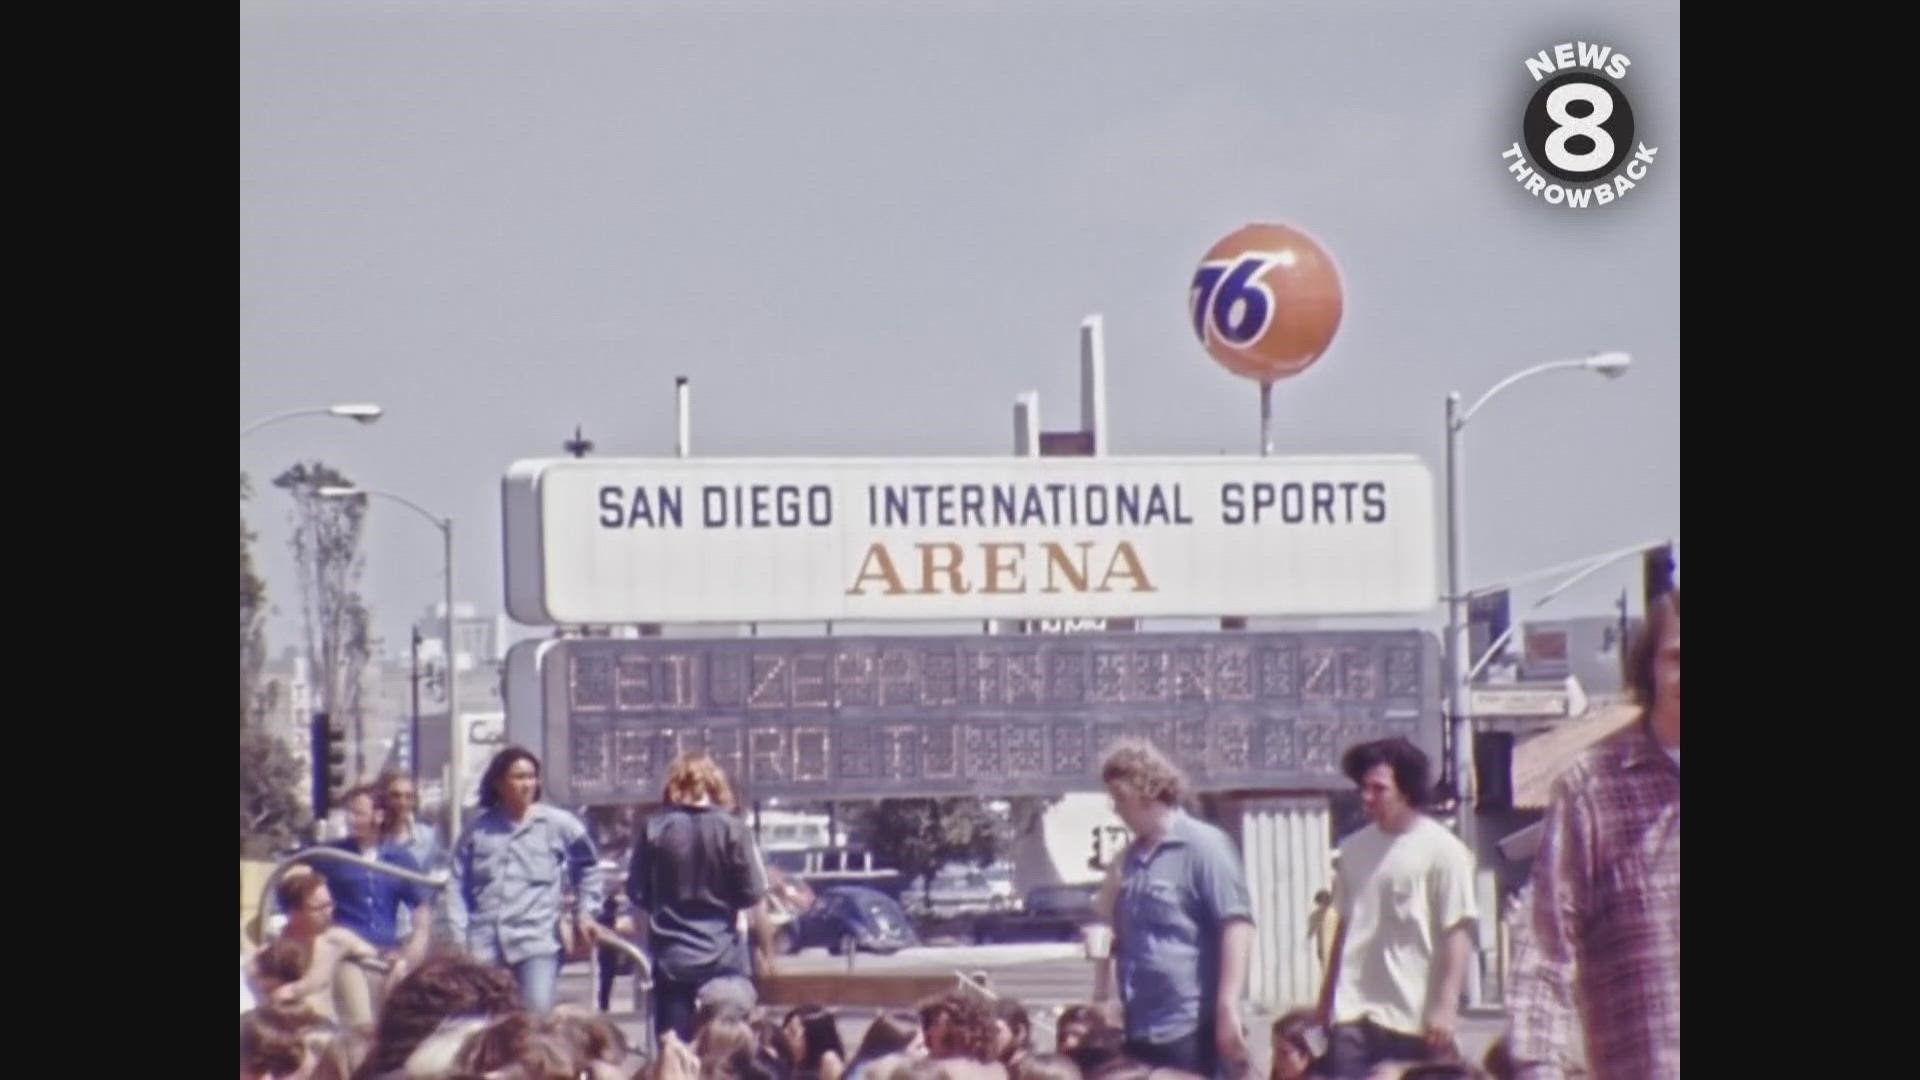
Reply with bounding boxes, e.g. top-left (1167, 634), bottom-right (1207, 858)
top-left (1190, 255), bottom-right (1277, 348)
top-left (1544, 83), bottom-right (1615, 173)
top-left (1521, 72), bottom-right (1634, 184)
